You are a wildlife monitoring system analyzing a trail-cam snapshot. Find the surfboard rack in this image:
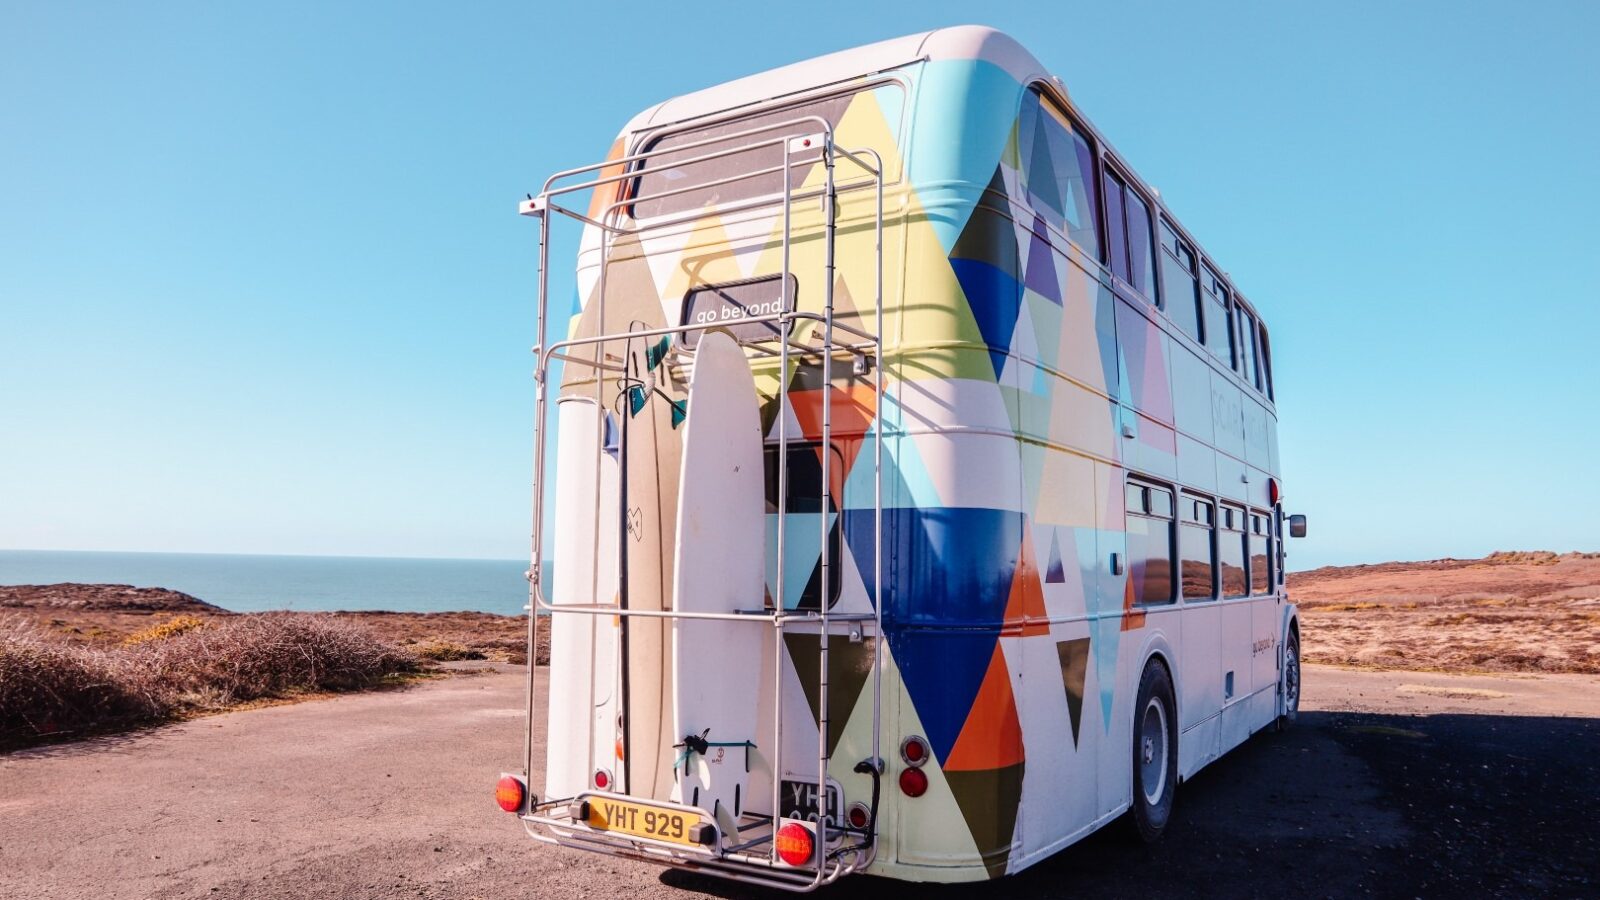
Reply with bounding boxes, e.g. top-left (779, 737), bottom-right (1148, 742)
top-left (518, 117), bottom-right (887, 892)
